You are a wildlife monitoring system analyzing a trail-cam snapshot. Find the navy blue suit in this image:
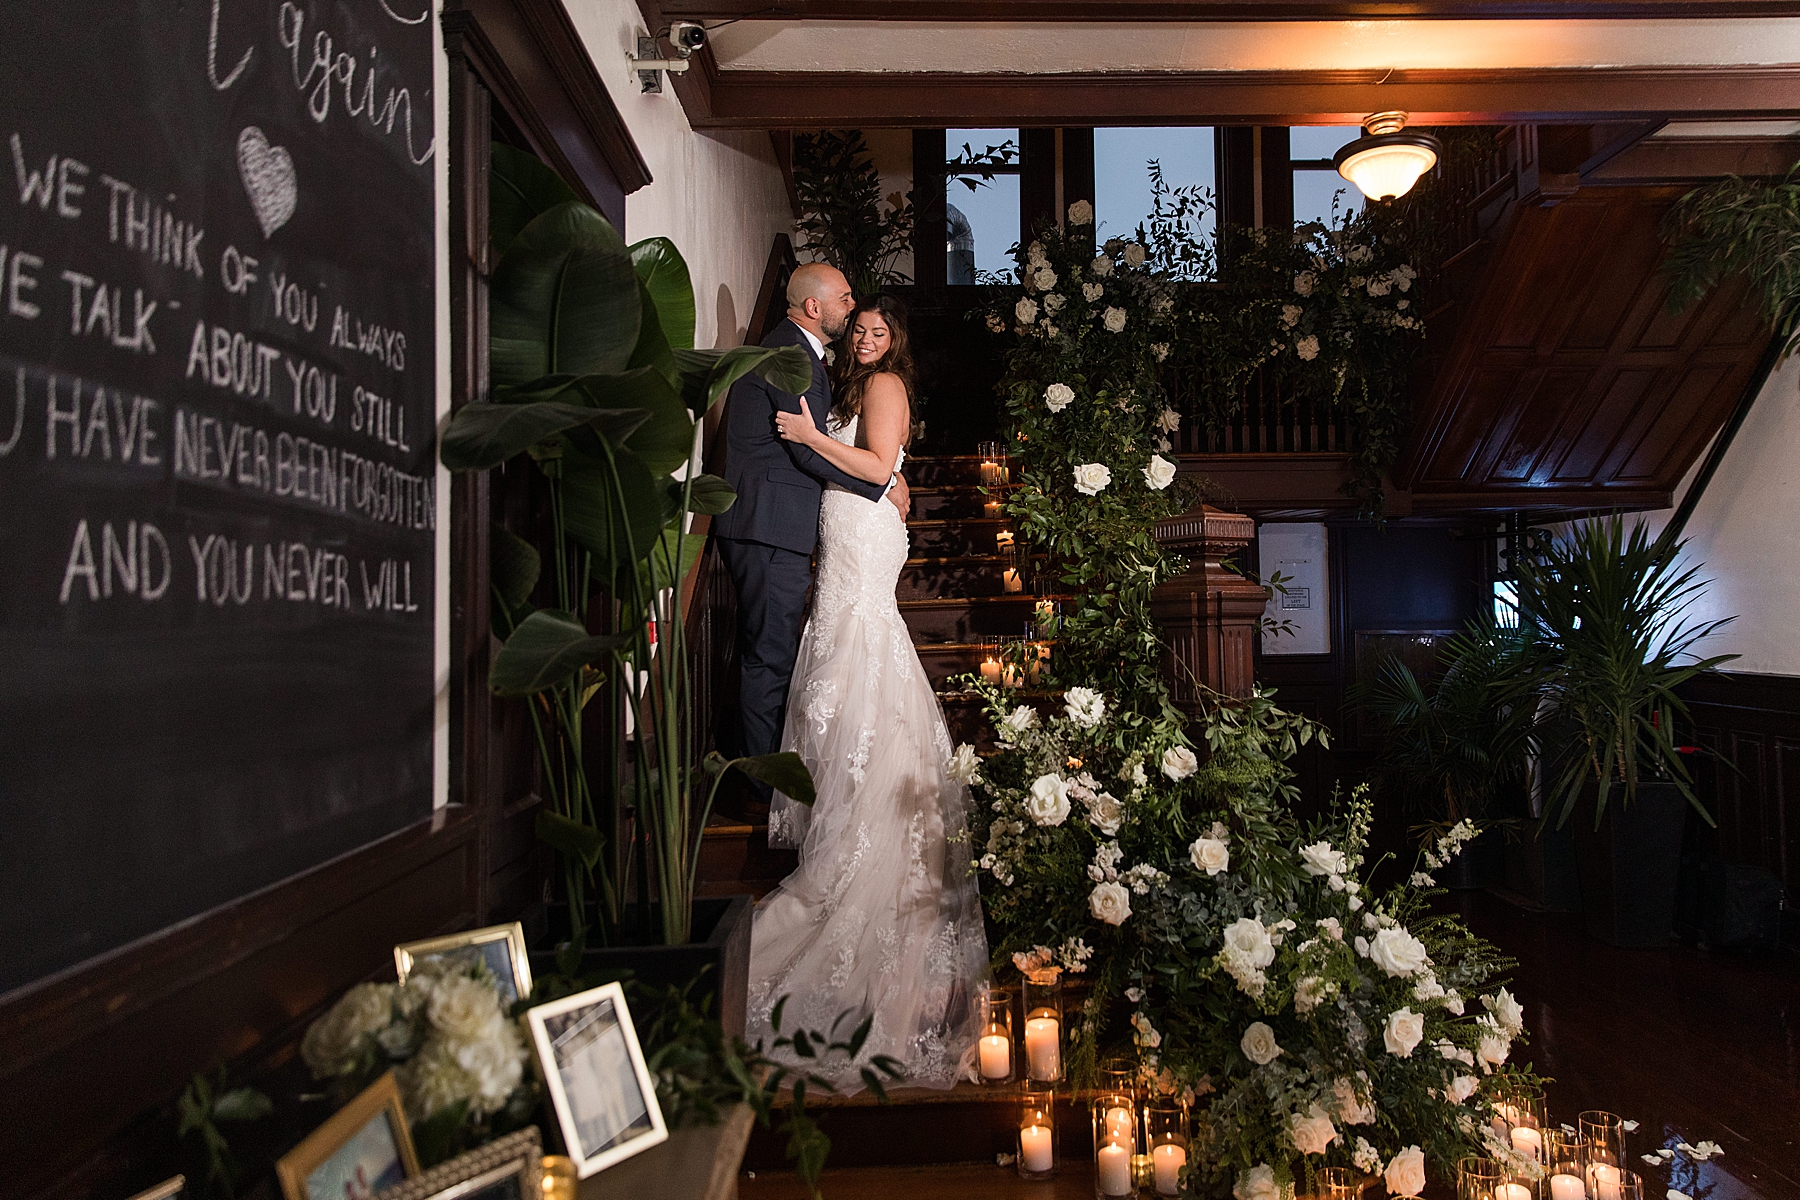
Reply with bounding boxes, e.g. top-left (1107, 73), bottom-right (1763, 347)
top-left (713, 320), bottom-right (887, 792)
